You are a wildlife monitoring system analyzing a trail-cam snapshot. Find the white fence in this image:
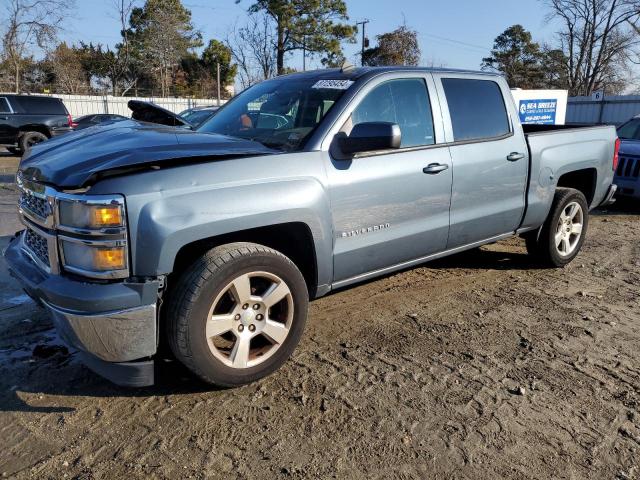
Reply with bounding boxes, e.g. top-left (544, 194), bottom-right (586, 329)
top-left (1, 92), bottom-right (226, 118)
top-left (54, 94), bottom-right (227, 117)
top-left (566, 95), bottom-right (640, 125)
